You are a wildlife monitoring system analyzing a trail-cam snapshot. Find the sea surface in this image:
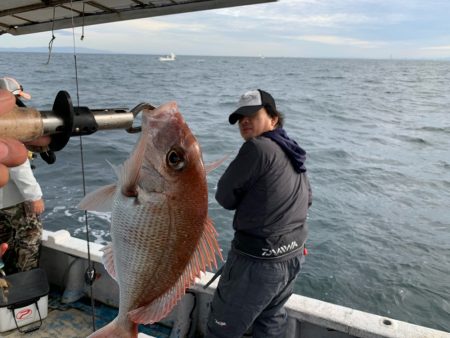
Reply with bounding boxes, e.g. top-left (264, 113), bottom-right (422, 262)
top-left (1, 52), bottom-right (449, 332)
